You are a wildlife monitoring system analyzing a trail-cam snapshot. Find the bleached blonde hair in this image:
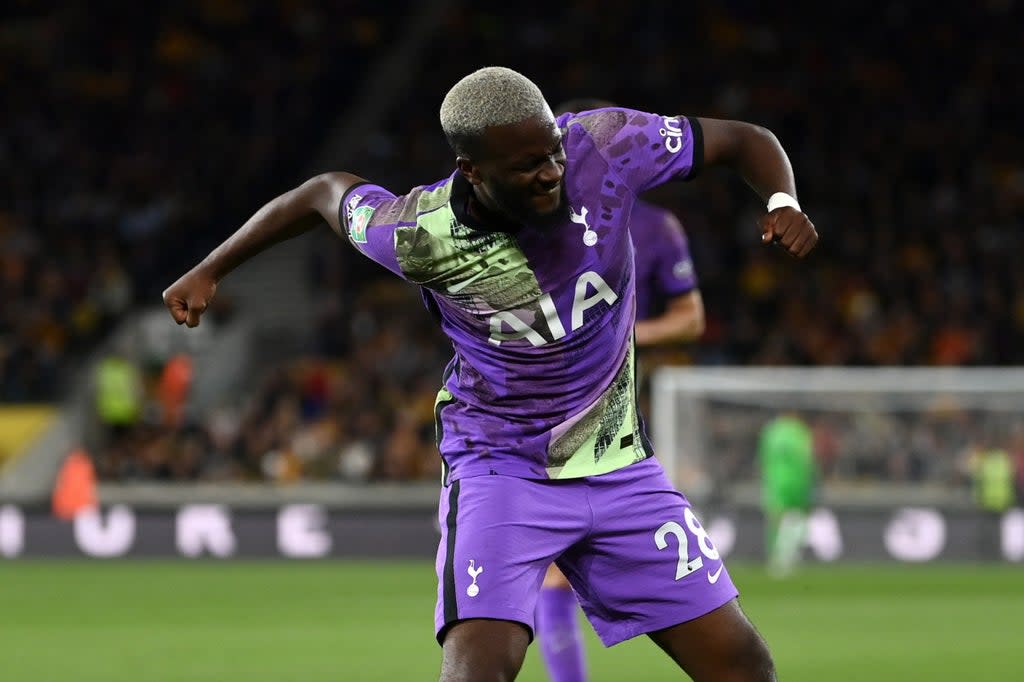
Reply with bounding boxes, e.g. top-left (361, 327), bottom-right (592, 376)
top-left (440, 66), bottom-right (552, 155)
